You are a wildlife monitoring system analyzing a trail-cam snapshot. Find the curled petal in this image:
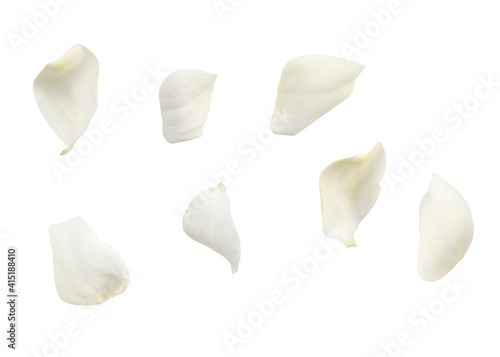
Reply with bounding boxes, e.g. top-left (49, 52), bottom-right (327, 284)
top-left (319, 143), bottom-right (386, 247)
top-left (271, 55), bottom-right (364, 135)
top-left (33, 44), bottom-right (99, 155)
top-left (159, 69), bottom-right (217, 143)
top-left (49, 217), bottom-right (129, 305)
top-left (183, 183), bottom-right (241, 273)
top-left (417, 174), bottom-right (474, 281)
